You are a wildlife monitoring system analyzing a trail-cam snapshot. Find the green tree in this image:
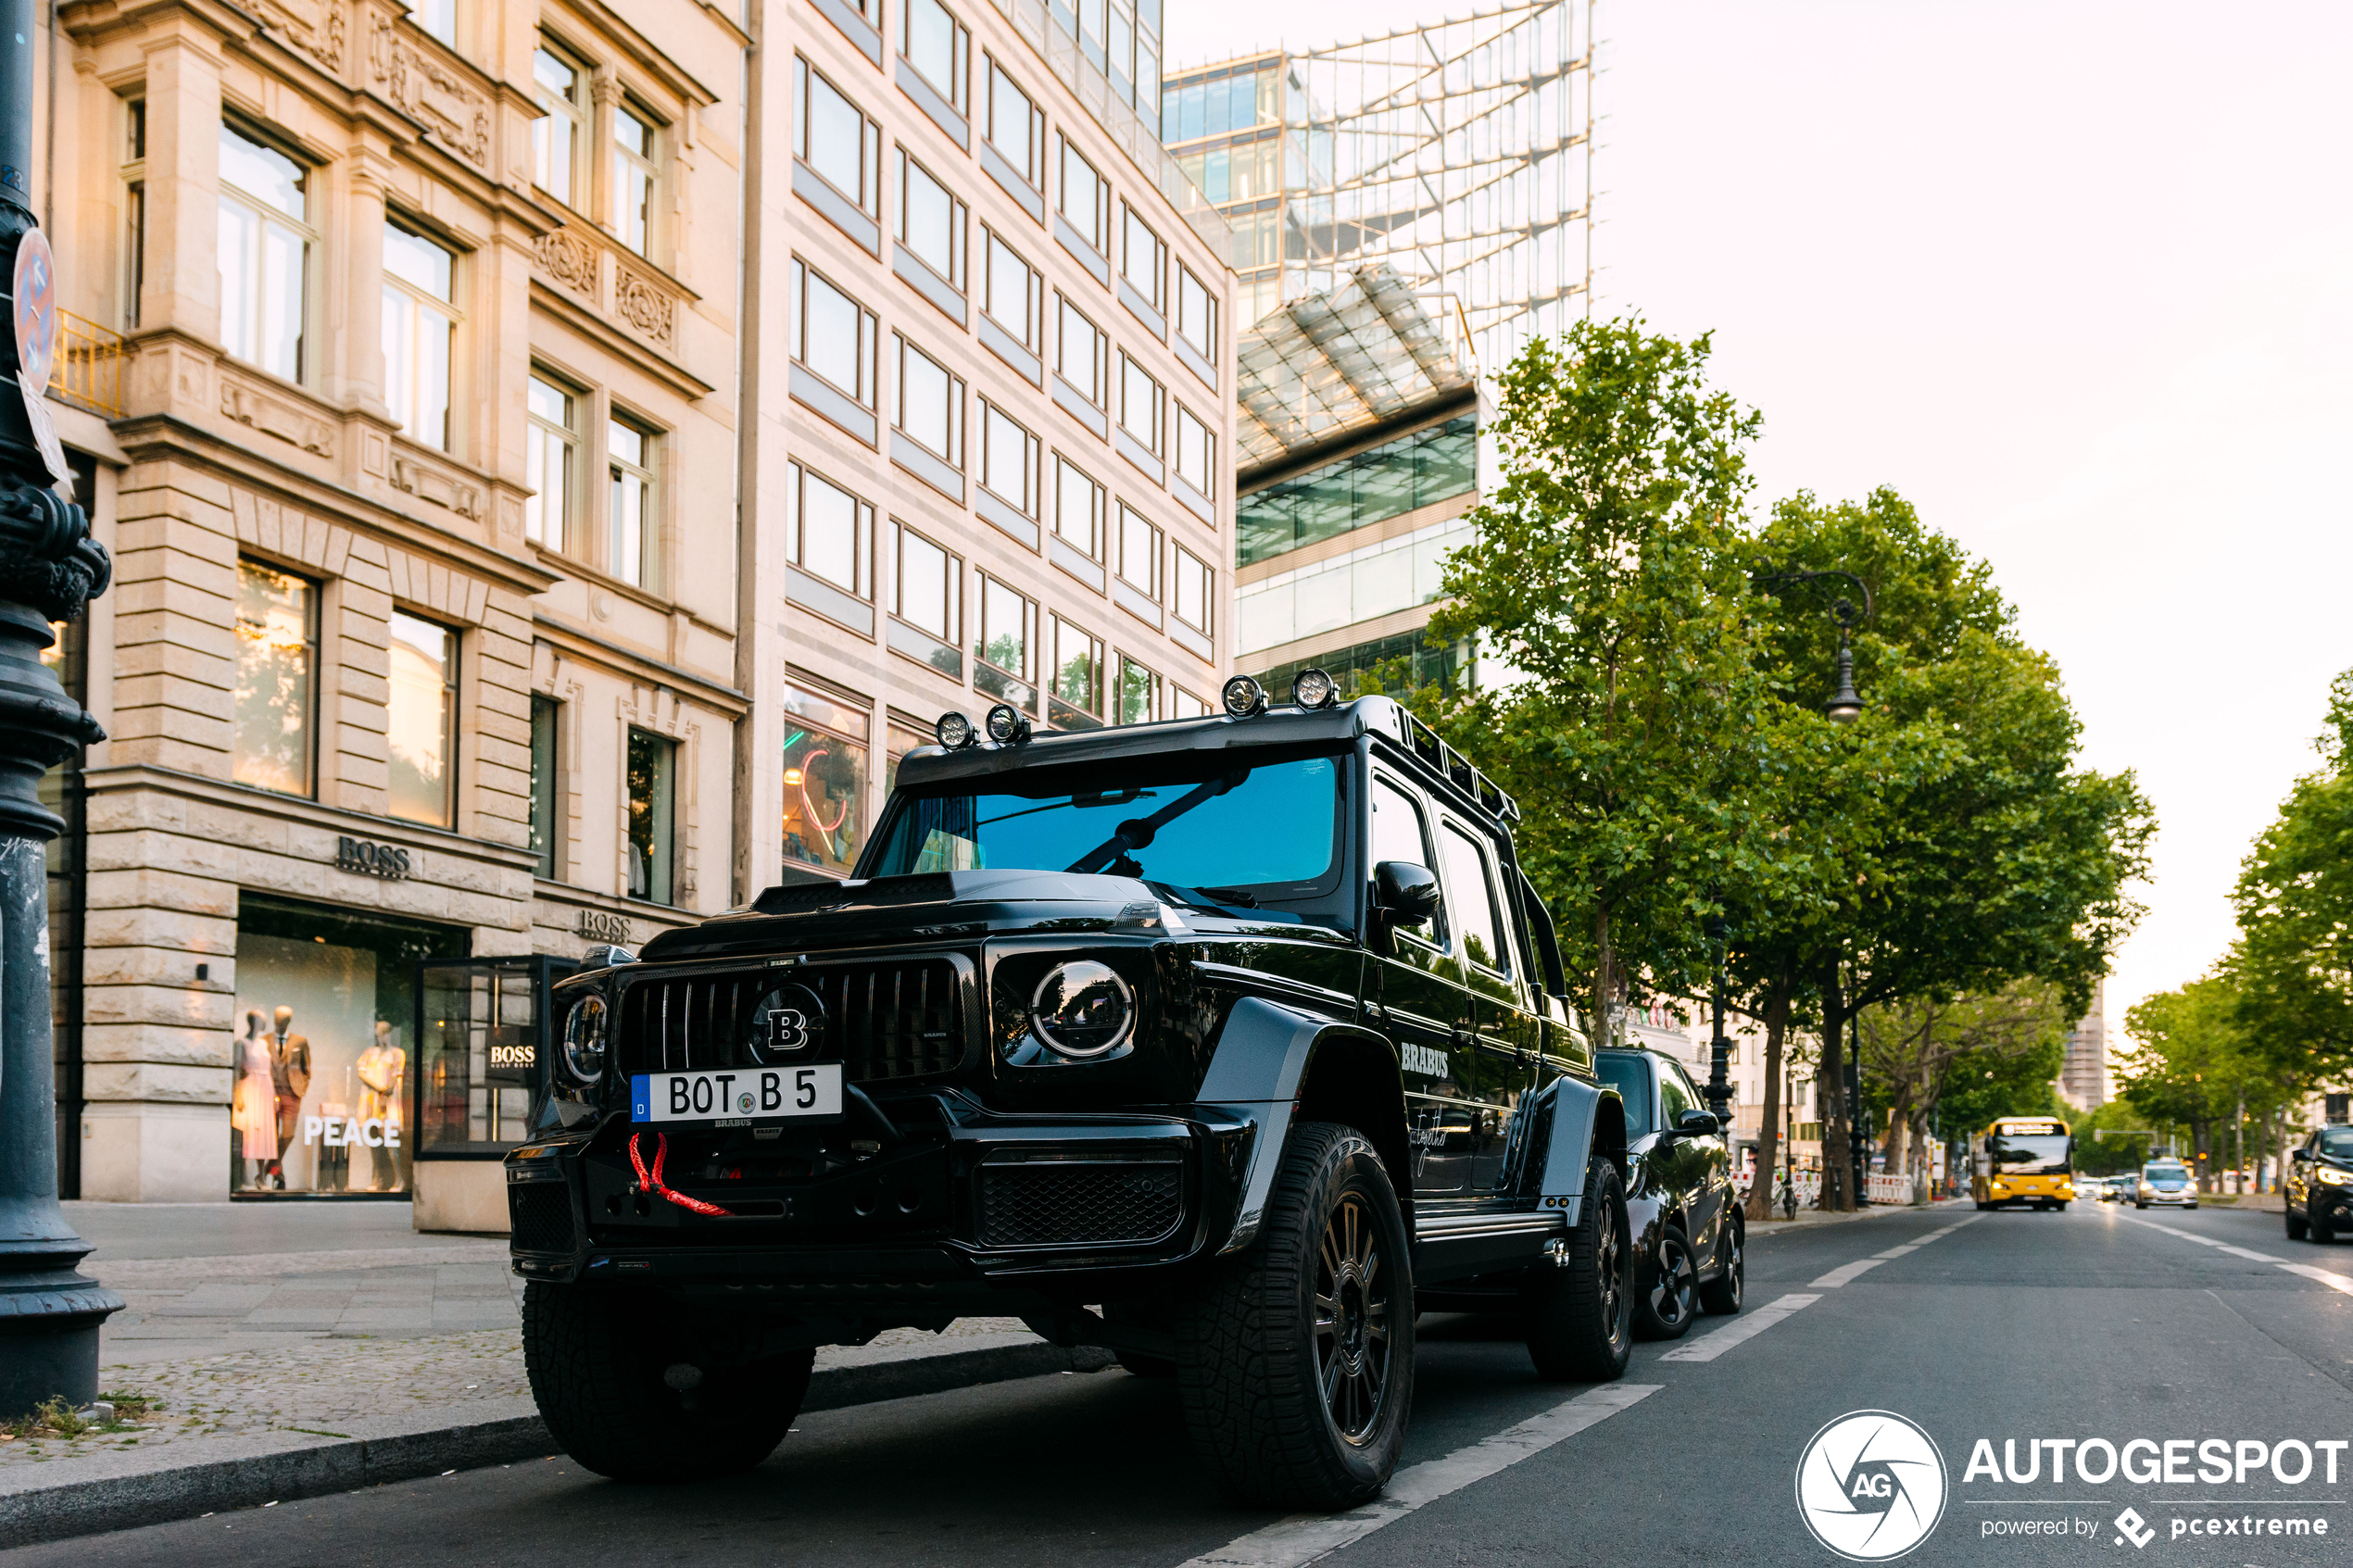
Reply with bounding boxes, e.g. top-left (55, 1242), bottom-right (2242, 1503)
top-left (1723, 490), bottom-right (2153, 1212)
top-left (1855, 983), bottom-right (2072, 1195)
top-left (1423, 320), bottom-right (1775, 1042)
top-left (2120, 975), bottom-right (2284, 1192)
top-left (2233, 669), bottom-right (2353, 1080)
